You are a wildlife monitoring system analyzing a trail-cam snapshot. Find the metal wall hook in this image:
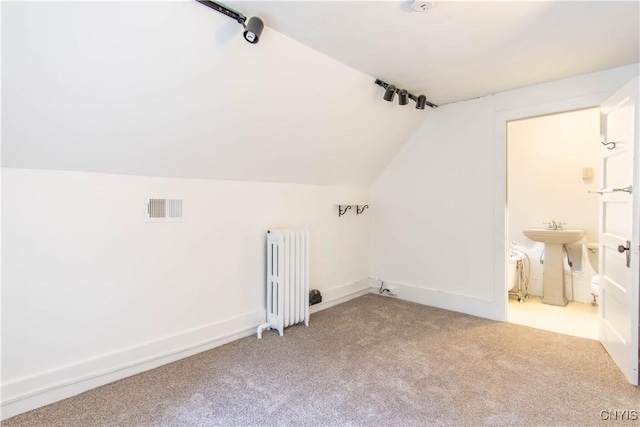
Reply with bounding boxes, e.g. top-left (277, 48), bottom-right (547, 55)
top-left (356, 205), bottom-right (369, 215)
top-left (601, 140), bottom-right (616, 150)
top-left (338, 205), bottom-right (352, 217)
